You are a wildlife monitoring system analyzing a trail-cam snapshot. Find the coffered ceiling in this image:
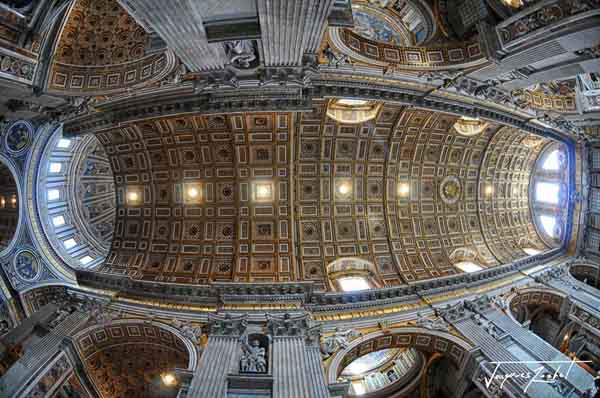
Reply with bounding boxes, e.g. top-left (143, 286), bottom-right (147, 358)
top-left (90, 103), bottom-right (551, 289)
top-left (76, 323), bottom-right (189, 398)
